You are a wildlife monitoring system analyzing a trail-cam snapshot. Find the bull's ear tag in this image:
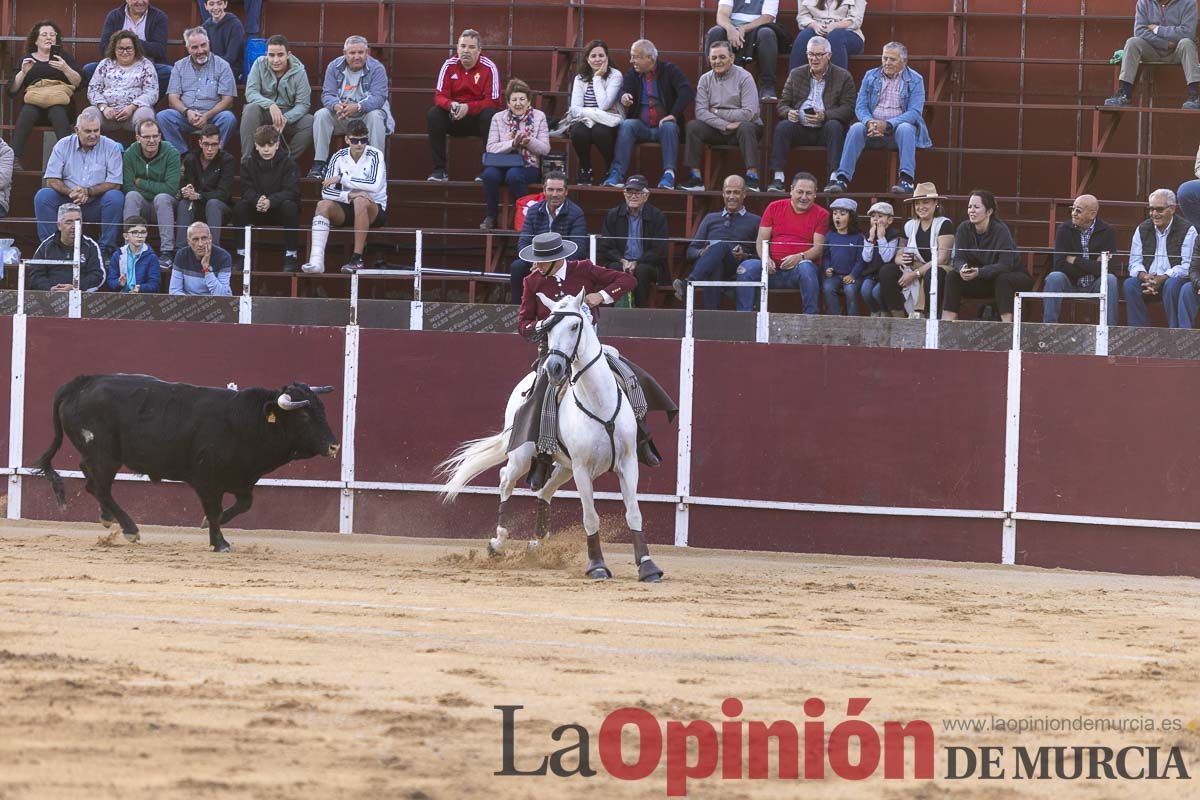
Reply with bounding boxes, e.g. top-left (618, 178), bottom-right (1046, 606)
top-left (267, 411), bottom-right (277, 424)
